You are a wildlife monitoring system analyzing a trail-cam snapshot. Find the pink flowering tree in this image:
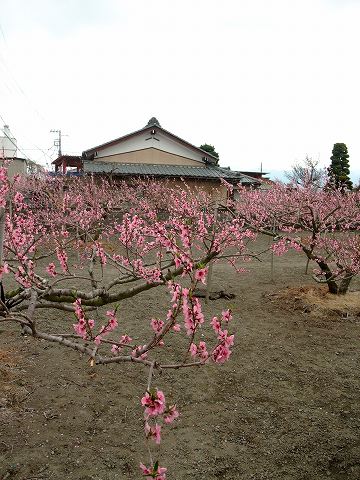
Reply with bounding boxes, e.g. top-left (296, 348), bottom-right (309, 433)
top-left (231, 181), bottom-right (360, 295)
top-left (0, 165), bottom-right (255, 477)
